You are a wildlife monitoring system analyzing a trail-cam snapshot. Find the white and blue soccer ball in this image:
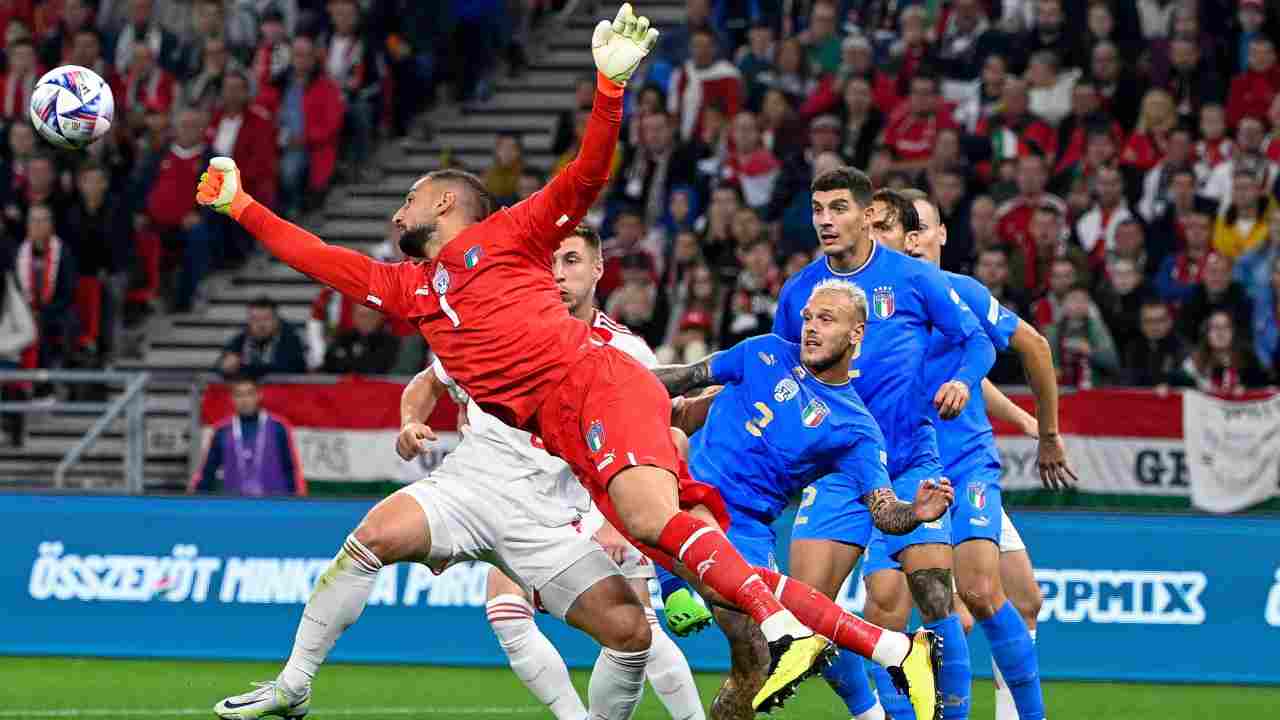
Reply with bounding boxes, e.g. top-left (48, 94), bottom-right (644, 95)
top-left (29, 65), bottom-right (115, 151)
